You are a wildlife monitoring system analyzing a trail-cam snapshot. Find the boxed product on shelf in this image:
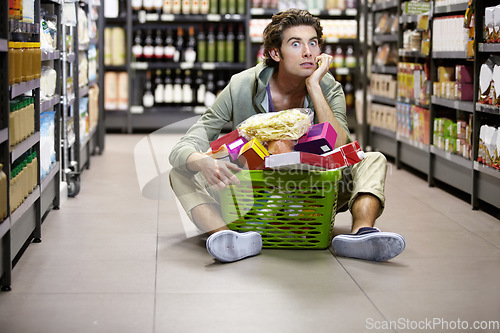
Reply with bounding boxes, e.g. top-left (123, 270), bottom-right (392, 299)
top-left (78, 7), bottom-right (89, 45)
top-left (104, 27), bottom-right (126, 66)
top-left (79, 51), bottom-right (88, 87)
top-left (370, 103), bottom-right (396, 132)
top-left (104, 72), bottom-right (128, 110)
top-left (396, 103), bottom-right (430, 145)
top-left (432, 15), bottom-right (470, 52)
top-left (433, 116), bottom-right (472, 159)
top-left (40, 66), bottom-right (57, 101)
top-left (370, 73), bottom-right (397, 99)
top-left (478, 125), bottom-right (500, 169)
top-left (397, 62), bottom-right (430, 105)
top-left (484, 5), bottom-right (500, 43)
top-left (88, 85), bottom-right (100, 131)
top-left (40, 111), bottom-right (56, 180)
